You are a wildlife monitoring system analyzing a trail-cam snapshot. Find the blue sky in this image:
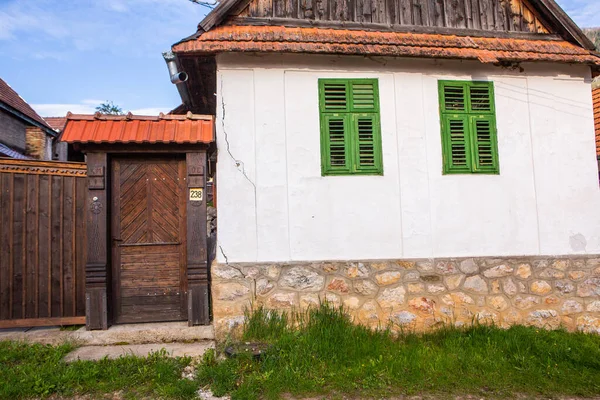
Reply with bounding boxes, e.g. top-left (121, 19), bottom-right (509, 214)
top-left (0, 0), bottom-right (598, 117)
